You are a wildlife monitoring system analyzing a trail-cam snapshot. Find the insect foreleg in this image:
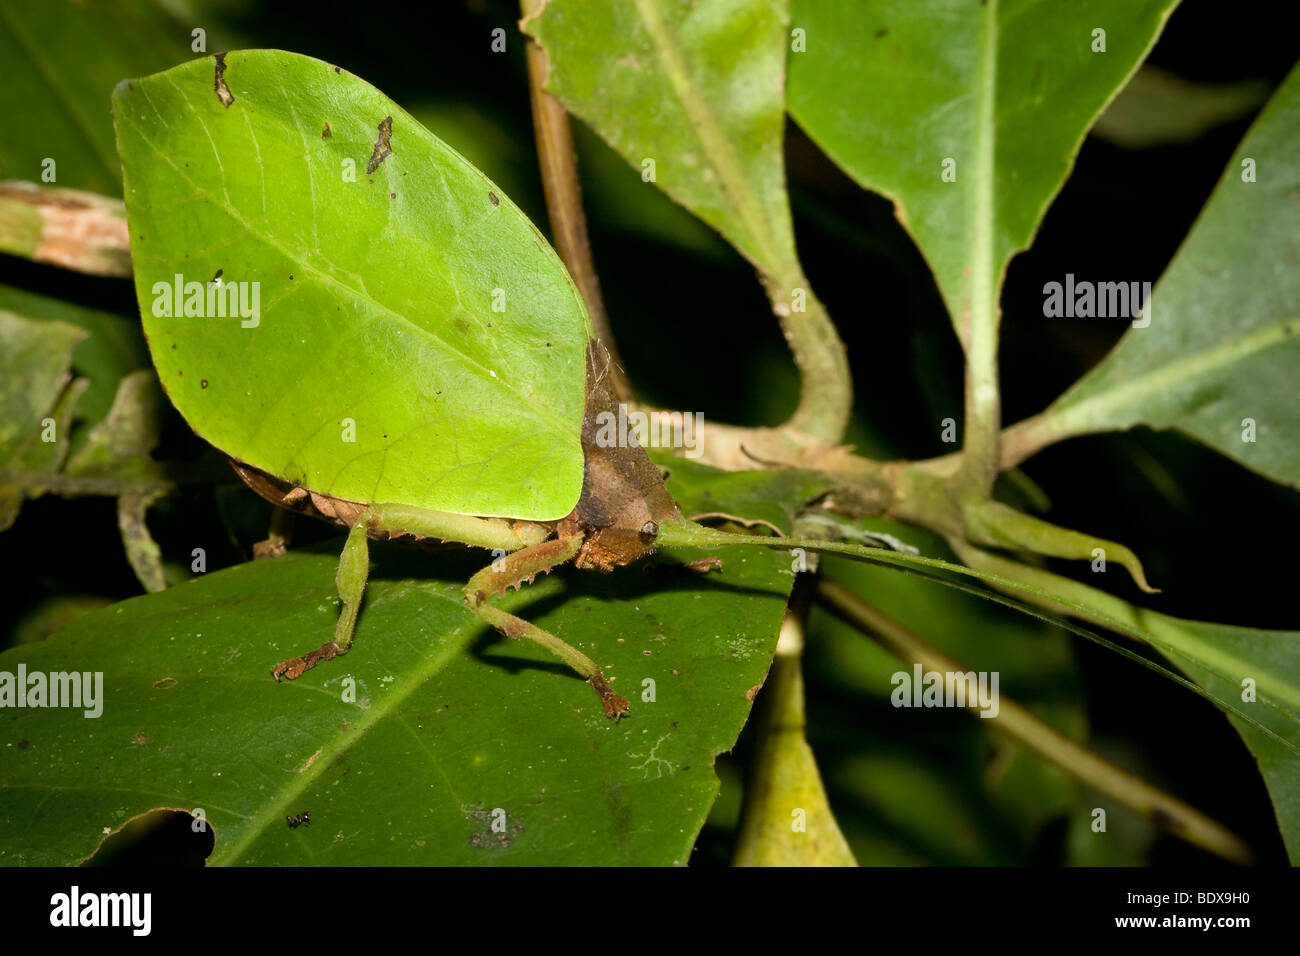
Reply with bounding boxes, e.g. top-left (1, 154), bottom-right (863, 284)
top-left (463, 536), bottom-right (630, 719)
top-left (272, 516), bottom-right (371, 680)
